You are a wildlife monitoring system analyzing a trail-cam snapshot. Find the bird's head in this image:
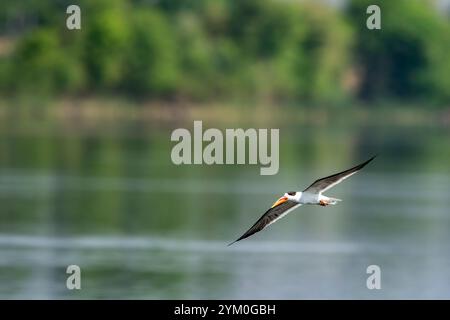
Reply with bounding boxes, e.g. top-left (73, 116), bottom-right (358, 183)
top-left (271, 191), bottom-right (301, 208)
